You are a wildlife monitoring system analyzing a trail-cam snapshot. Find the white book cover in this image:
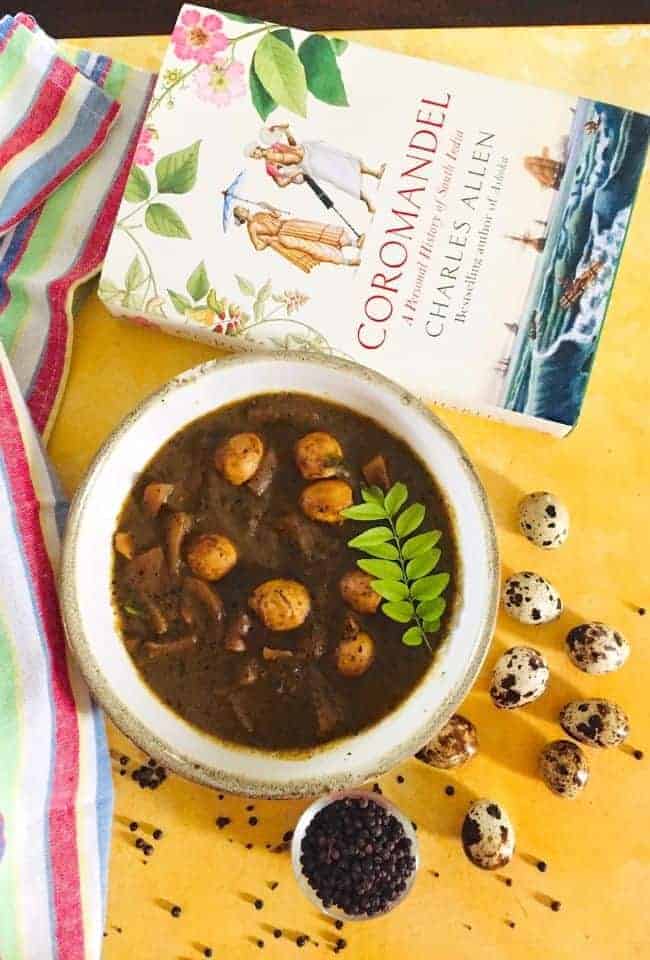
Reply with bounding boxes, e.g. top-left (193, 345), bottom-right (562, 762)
top-left (100, 5), bottom-right (649, 435)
